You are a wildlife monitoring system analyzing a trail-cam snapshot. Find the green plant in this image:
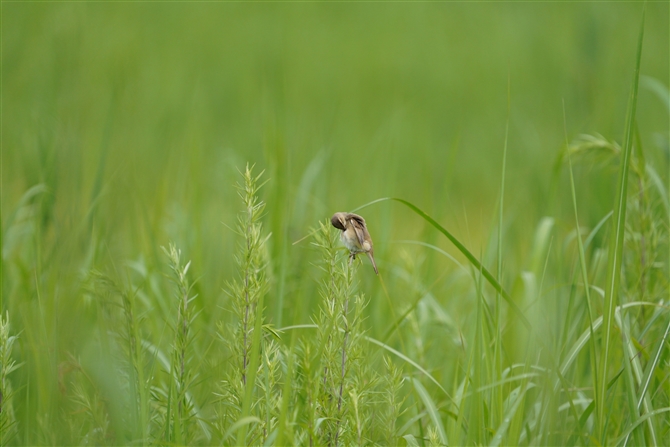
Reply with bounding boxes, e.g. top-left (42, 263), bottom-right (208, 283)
top-left (0, 312), bottom-right (21, 446)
